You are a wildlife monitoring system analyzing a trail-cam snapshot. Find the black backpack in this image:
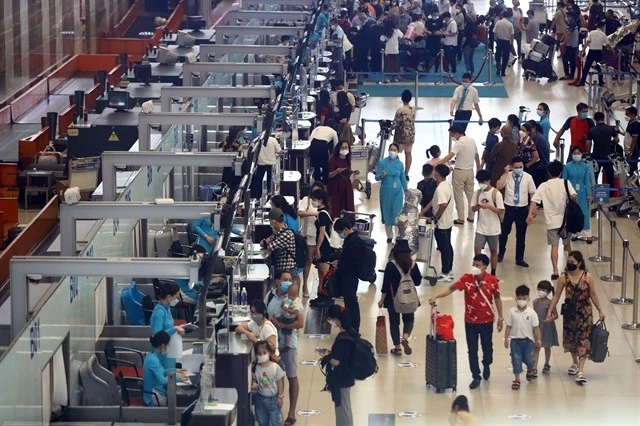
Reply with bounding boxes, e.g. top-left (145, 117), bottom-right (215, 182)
top-left (342, 333), bottom-right (378, 380)
top-left (288, 229), bottom-right (308, 269)
top-left (561, 179), bottom-right (584, 234)
top-left (357, 235), bottom-right (377, 282)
